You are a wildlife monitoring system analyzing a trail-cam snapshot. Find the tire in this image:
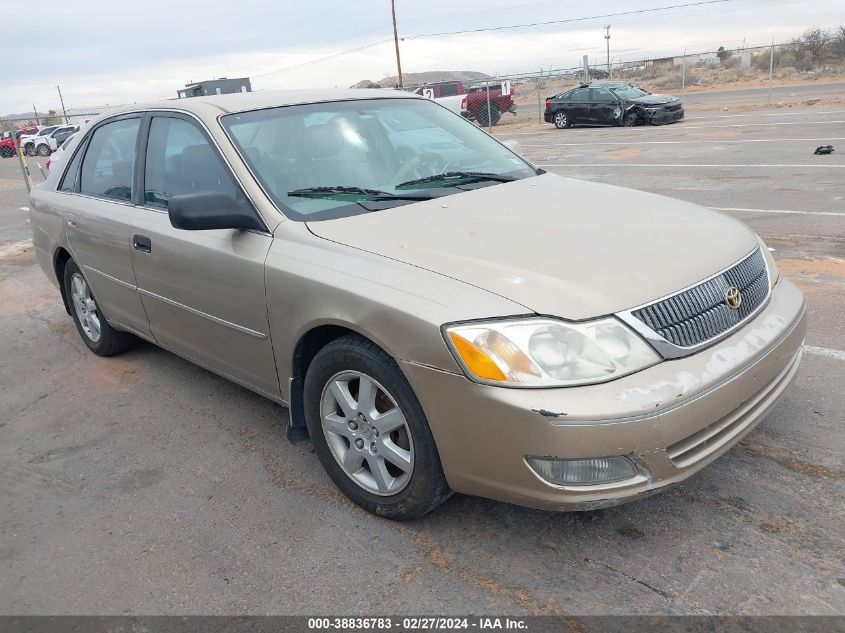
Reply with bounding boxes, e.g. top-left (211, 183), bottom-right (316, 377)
top-left (476, 103), bottom-right (501, 127)
top-left (303, 334), bottom-right (451, 520)
top-left (36, 143), bottom-right (50, 156)
top-left (622, 112), bottom-right (638, 127)
top-left (553, 110), bottom-right (570, 129)
top-left (63, 259), bottom-right (136, 356)
top-left (24, 143), bottom-right (34, 156)
top-left (0, 147), bottom-right (12, 158)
